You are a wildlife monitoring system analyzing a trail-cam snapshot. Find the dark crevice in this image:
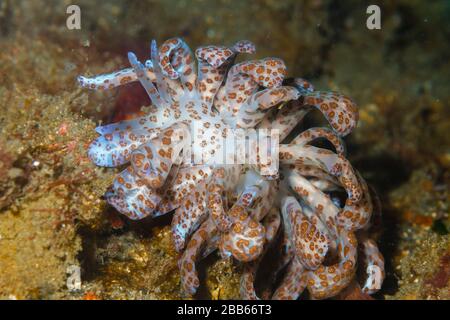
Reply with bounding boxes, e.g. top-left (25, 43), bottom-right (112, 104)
top-left (351, 151), bottom-right (413, 193)
top-left (77, 226), bottom-right (102, 282)
top-left (373, 201), bottom-right (402, 297)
